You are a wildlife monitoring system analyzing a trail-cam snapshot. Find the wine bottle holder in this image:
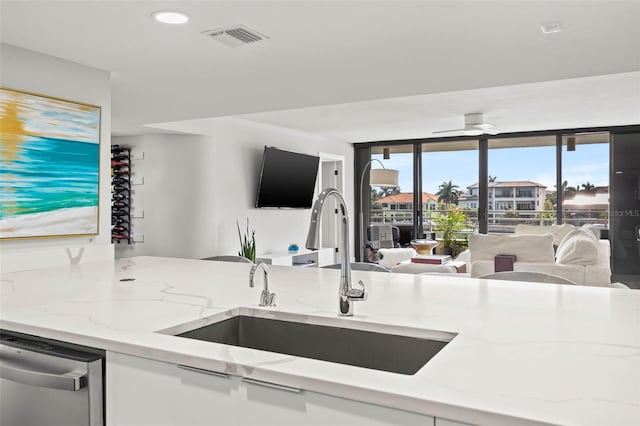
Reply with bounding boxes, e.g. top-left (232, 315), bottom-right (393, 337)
top-left (111, 145), bottom-right (132, 244)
